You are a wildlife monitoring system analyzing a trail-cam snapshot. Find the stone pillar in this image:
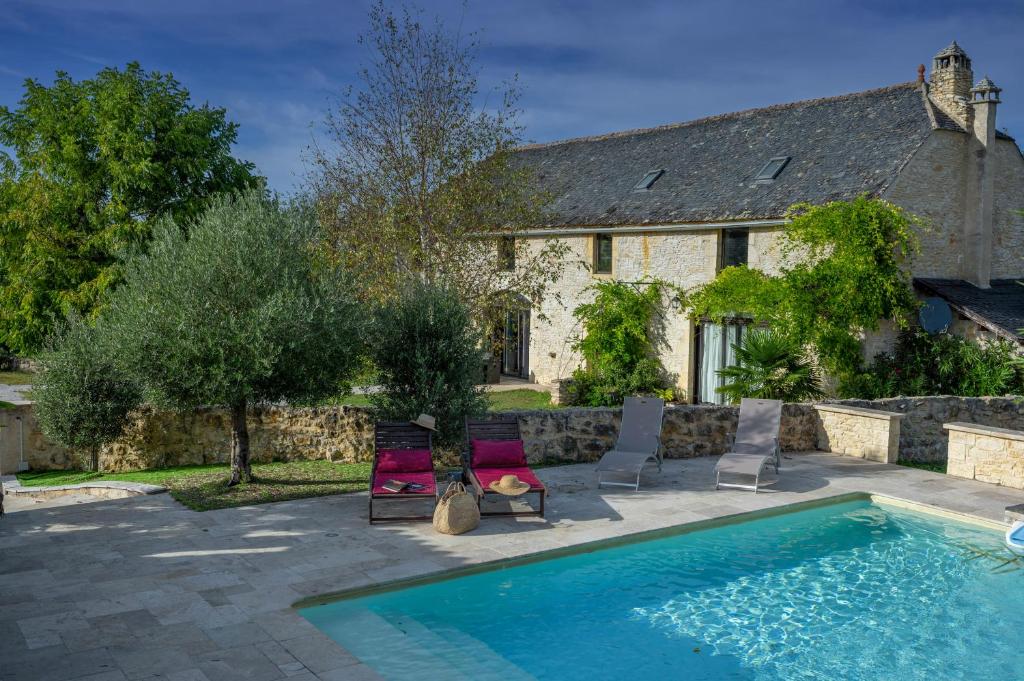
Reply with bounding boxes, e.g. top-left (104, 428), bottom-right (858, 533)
top-left (962, 77), bottom-right (1000, 289)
